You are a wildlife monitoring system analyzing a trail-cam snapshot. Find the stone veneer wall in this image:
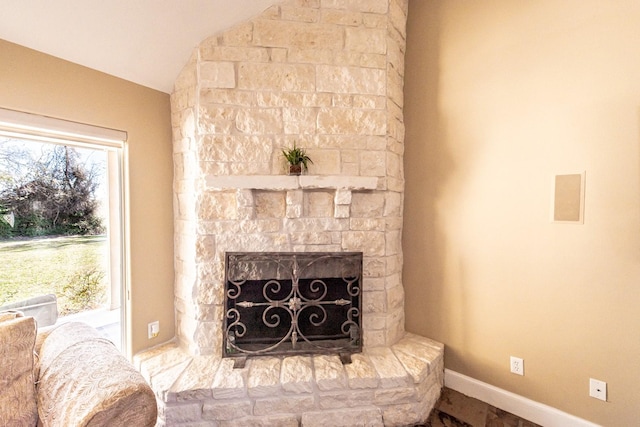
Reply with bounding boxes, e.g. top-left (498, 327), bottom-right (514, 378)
top-left (171, 0), bottom-right (409, 356)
